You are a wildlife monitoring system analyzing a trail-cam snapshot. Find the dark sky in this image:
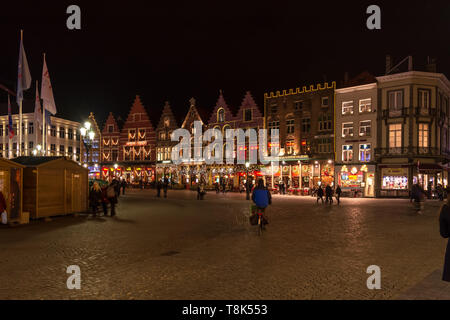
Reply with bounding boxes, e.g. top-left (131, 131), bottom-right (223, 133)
top-left (1, 1), bottom-right (449, 128)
